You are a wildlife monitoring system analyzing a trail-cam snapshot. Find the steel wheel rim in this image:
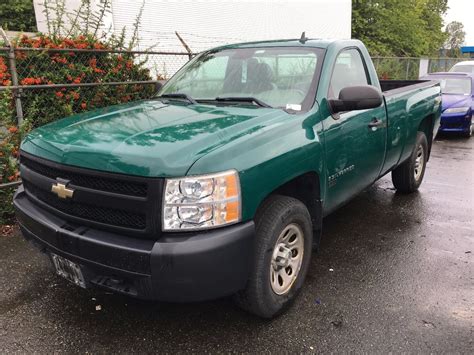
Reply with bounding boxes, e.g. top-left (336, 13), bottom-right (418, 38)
top-left (414, 145), bottom-right (424, 181)
top-left (270, 223), bottom-right (304, 295)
